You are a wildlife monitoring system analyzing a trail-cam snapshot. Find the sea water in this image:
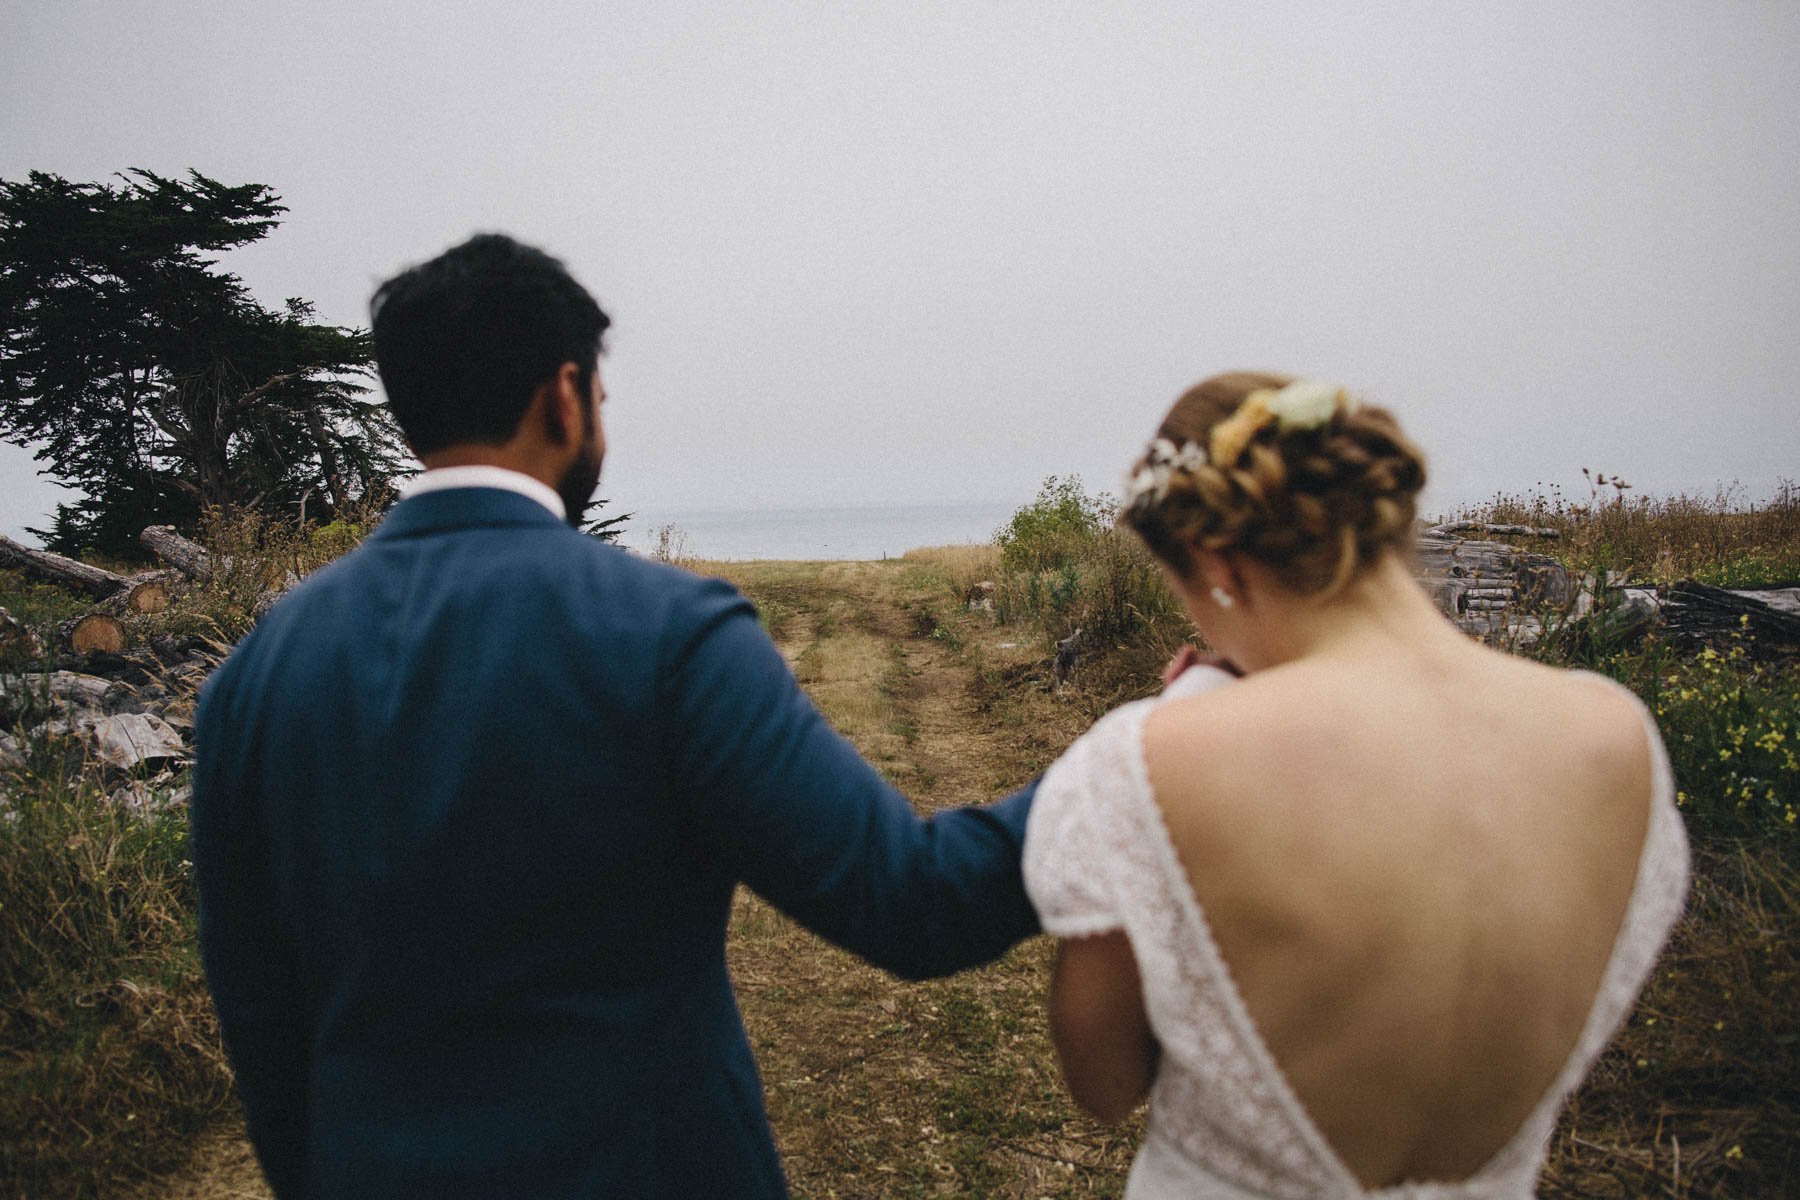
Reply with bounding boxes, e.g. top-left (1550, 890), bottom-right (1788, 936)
top-left (614, 502), bottom-right (1016, 561)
